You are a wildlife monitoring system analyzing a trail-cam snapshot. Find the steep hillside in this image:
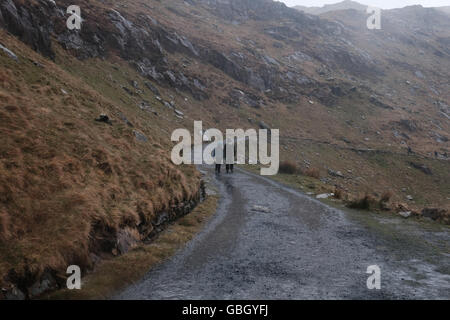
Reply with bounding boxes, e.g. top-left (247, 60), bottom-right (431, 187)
top-left (0, 0), bottom-right (449, 298)
top-left (0, 1), bottom-right (204, 297)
